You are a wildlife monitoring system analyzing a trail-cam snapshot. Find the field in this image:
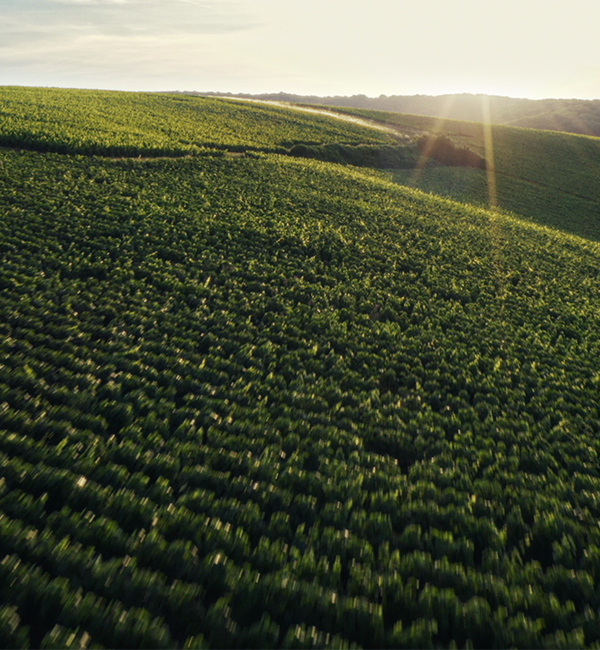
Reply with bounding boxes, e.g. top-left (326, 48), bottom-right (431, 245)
top-left (383, 165), bottom-right (600, 240)
top-left (2, 88), bottom-right (600, 648)
top-left (324, 106), bottom-right (600, 241)
top-left (0, 87), bottom-right (392, 157)
top-left (208, 92), bottom-right (600, 138)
